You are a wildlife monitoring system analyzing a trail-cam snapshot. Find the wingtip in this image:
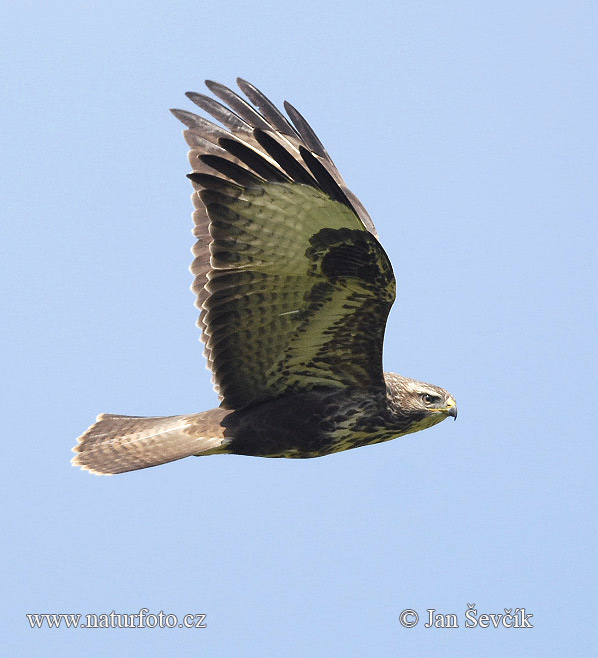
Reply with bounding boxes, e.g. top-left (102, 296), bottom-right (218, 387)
top-left (170, 108), bottom-right (193, 125)
top-left (236, 77), bottom-right (252, 91)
